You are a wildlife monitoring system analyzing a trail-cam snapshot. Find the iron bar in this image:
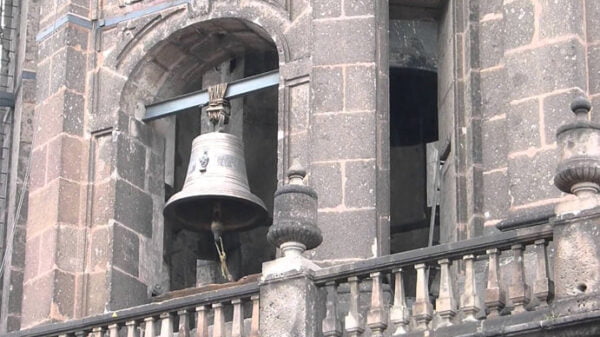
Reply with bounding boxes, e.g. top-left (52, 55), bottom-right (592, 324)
top-left (143, 70), bottom-right (279, 122)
